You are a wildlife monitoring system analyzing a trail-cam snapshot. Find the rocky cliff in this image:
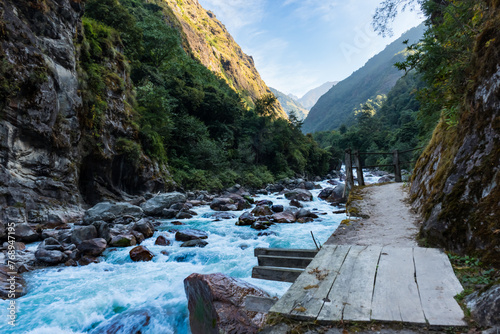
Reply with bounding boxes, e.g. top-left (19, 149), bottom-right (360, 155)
top-left (0, 0), bottom-right (169, 227)
top-left (410, 4), bottom-right (500, 265)
top-left (162, 0), bottom-right (287, 119)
